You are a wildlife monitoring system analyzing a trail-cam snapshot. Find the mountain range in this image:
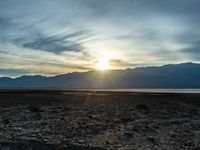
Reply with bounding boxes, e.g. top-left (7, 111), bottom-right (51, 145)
top-left (0, 62), bottom-right (200, 88)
